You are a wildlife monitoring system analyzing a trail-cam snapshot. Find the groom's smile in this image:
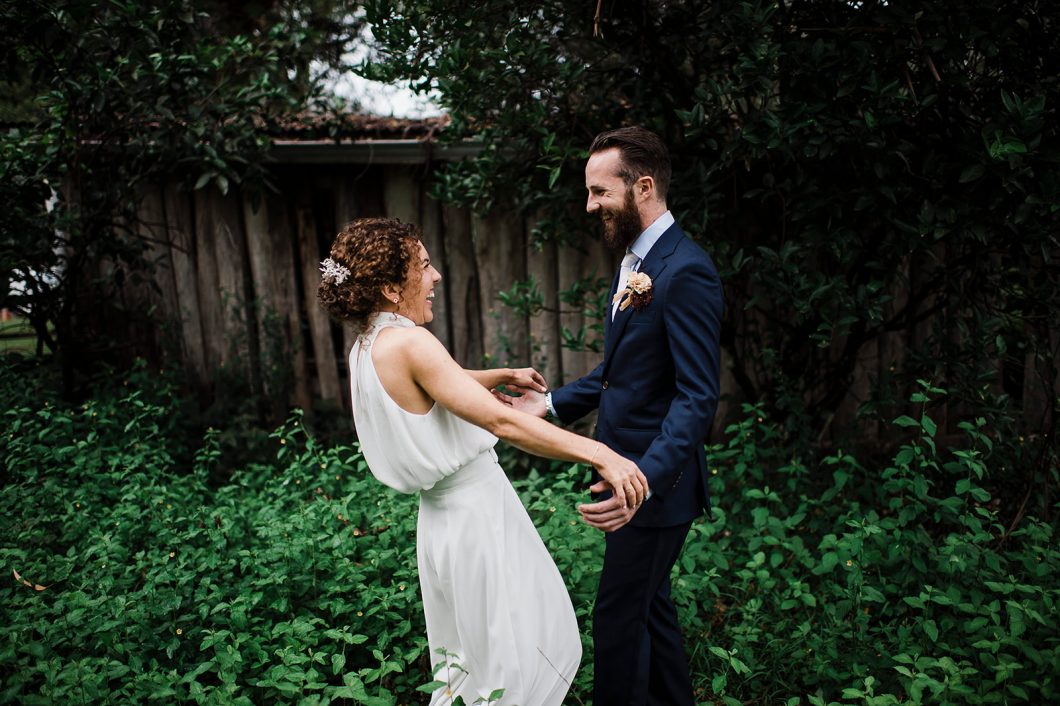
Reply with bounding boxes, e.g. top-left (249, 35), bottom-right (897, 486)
top-left (585, 147), bottom-right (650, 251)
